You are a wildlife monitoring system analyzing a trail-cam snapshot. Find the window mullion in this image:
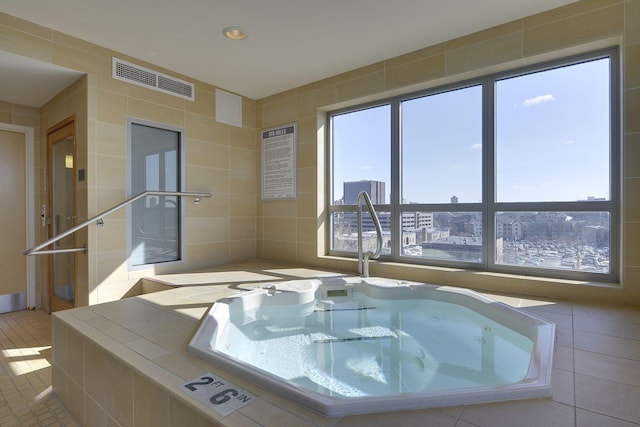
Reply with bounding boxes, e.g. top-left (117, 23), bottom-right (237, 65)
top-left (484, 76), bottom-right (495, 270)
top-left (391, 98), bottom-right (401, 259)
